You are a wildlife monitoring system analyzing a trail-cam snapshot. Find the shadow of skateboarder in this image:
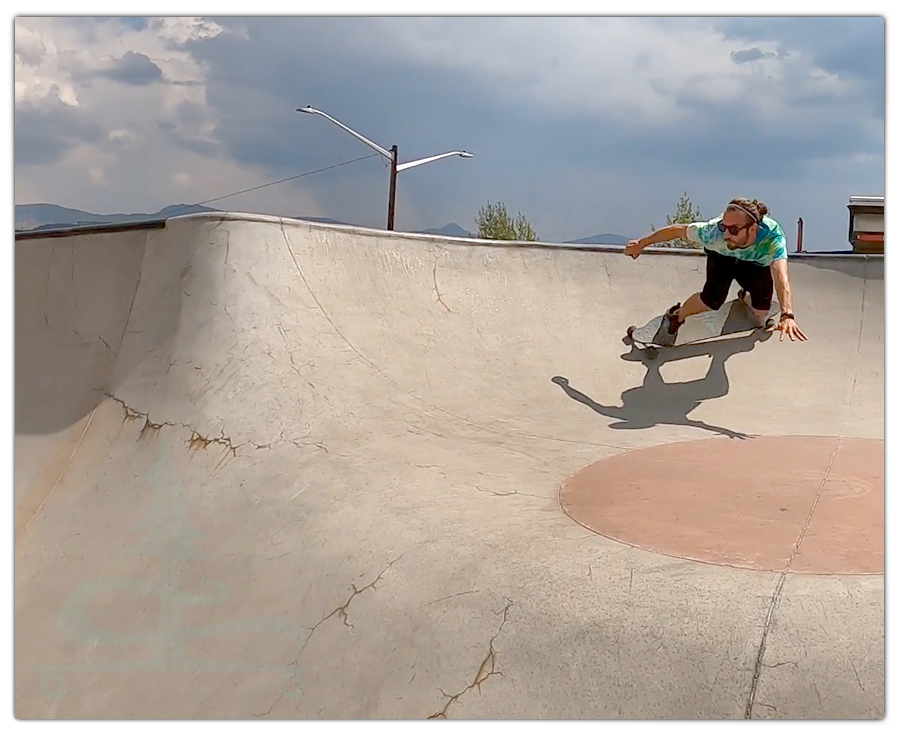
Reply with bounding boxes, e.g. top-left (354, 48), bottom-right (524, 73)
top-left (552, 328), bottom-right (772, 439)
